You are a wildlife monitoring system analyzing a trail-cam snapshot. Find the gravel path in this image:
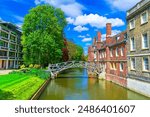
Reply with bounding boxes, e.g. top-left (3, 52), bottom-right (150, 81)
top-left (0, 70), bottom-right (13, 75)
